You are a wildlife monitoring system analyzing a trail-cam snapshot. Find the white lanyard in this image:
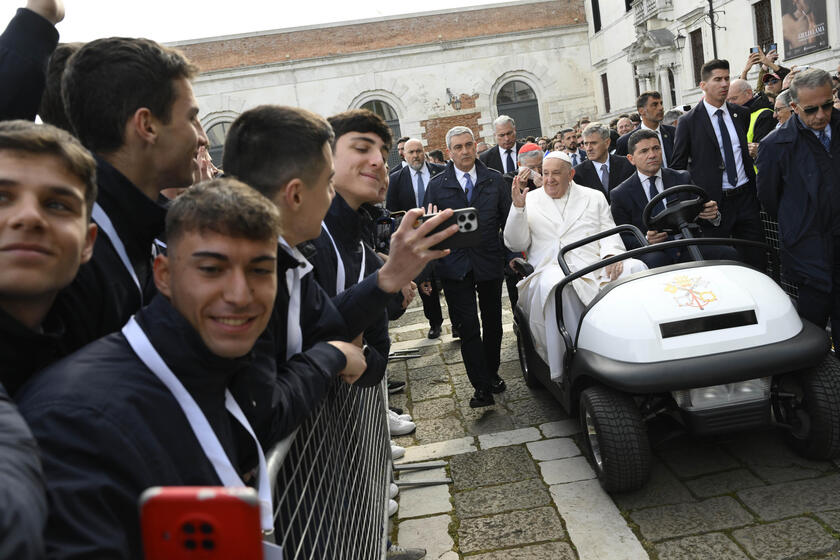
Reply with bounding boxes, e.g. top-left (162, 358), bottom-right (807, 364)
top-left (92, 203), bottom-right (143, 302)
top-left (321, 222), bottom-right (365, 295)
top-left (122, 317), bottom-right (274, 533)
top-left (278, 238), bottom-right (313, 360)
